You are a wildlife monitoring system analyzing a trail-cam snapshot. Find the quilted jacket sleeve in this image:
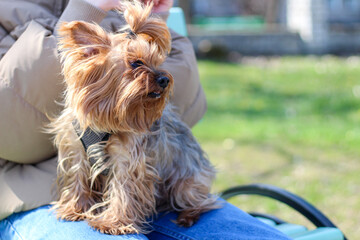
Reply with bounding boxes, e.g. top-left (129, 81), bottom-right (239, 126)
top-left (164, 30), bottom-right (207, 127)
top-left (0, 21), bottom-right (62, 220)
top-left (0, 0), bottom-right (108, 164)
top-left (0, 20), bottom-right (62, 164)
